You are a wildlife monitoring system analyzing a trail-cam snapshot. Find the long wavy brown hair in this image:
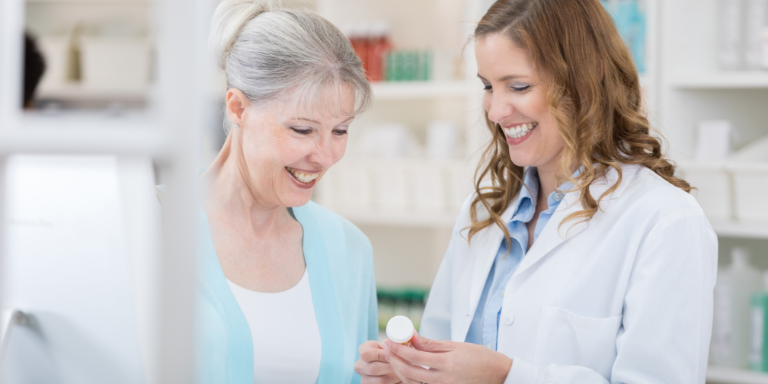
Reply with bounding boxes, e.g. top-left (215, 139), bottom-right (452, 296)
top-left (467, 0), bottom-right (691, 245)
